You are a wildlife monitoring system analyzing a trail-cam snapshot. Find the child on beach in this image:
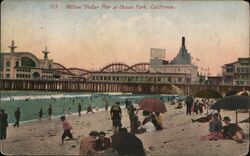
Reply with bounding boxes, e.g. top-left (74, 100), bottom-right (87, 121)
top-left (38, 108), bottom-right (43, 121)
top-left (86, 105), bottom-right (94, 114)
top-left (68, 107), bottom-right (72, 116)
top-left (60, 116), bottom-right (75, 145)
